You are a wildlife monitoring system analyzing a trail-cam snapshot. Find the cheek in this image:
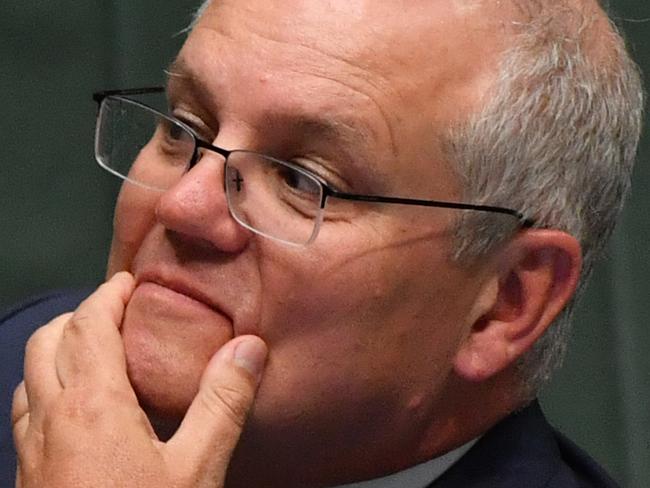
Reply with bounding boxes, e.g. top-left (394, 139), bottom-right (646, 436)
top-left (255, 233), bottom-right (478, 400)
top-left (246, 239), bottom-right (478, 456)
top-left (259, 235), bottom-right (473, 345)
top-left (107, 184), bottom-right (159, 275)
